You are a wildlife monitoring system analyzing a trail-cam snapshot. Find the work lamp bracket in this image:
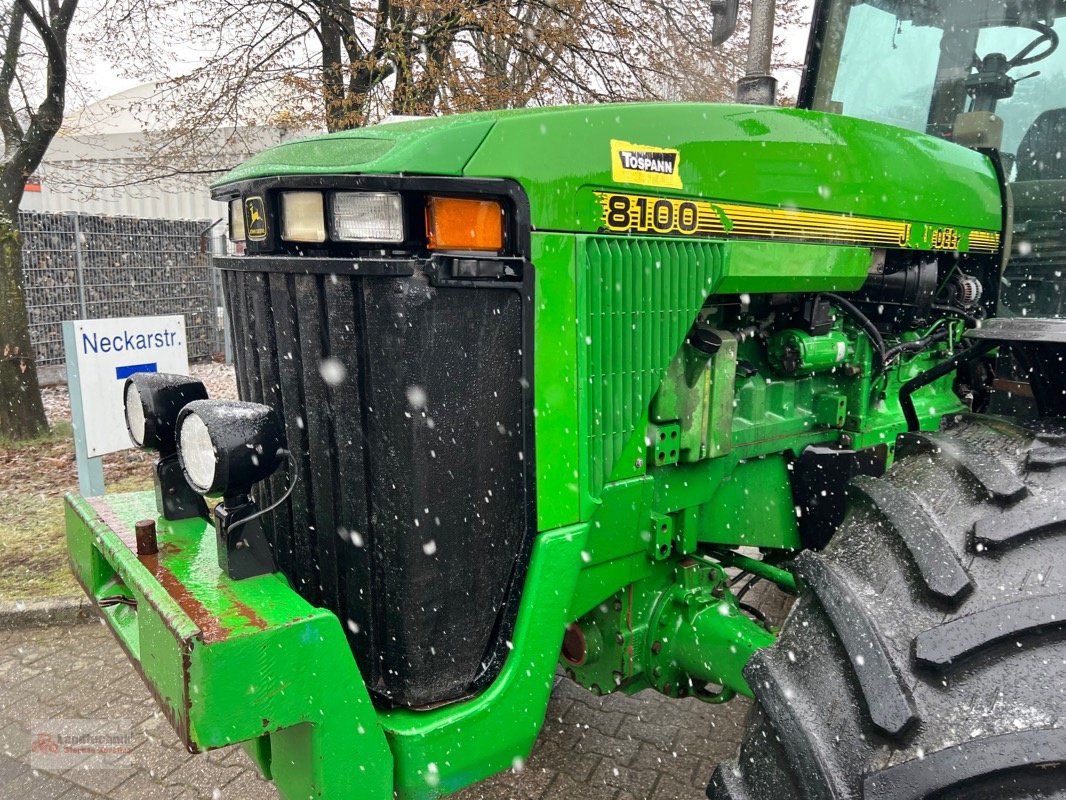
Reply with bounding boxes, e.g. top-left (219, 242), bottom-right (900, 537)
top-left (154, 454), bottom-right (210, 521)
top-left (214, 496), bottom-right (276, 580)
